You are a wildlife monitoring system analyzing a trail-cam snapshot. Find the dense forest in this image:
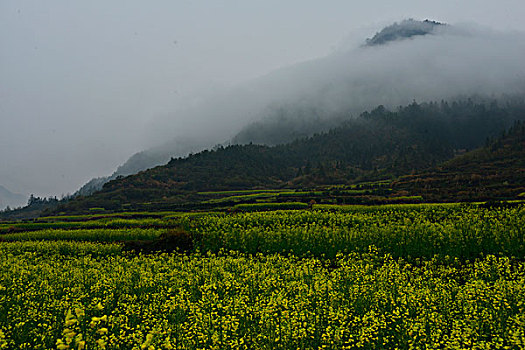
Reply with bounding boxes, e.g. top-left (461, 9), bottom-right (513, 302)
top-left (394, 120), bottom-right (525, 202)
top-left (49, 98), bottom-right (525, 214)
